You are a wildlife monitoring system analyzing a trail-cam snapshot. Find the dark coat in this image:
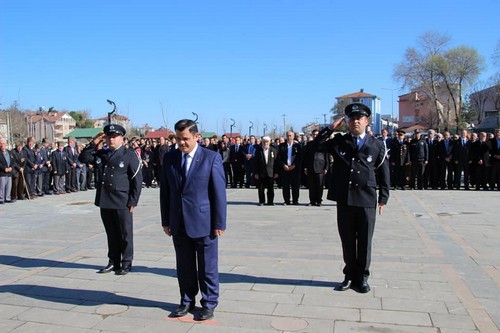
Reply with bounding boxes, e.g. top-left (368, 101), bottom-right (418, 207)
top-left (277, 142), bottom-right (302, 171)
top-left (10, 148), bottom-right (25, 178)
top-left (21, 145), bottom-right (36, 173)
top-left (50, 149), bottom-right (69, 175)
top-left (0, 150), bottom-right (16, 177)
top-left (389, 138), bottom-right (409, 166)
top-left (254, 145), bottom-right (278, 178)
top-left (409, 138), bottom-right (429, 162)
top-left (317, 132), bottom-right (390, 207)
top-left (79, 144), bottom-right (143, 209)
